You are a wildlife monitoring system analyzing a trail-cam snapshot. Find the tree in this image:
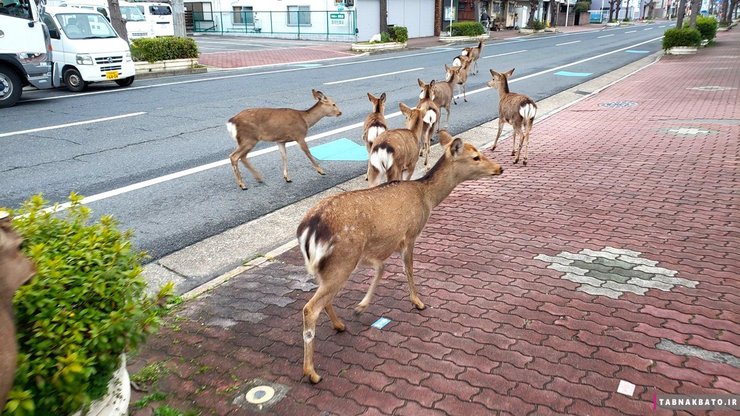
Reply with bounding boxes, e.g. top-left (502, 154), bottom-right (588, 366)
top-left (107, 0), bottom-right (127, 41)
top-left (380, 0), bottom-right (387, 33)
top-left (727, 0), bottom-right (738, 23)
top-left (675, 0), bottom-right (688, 27)
top-left (688, 0), bottom-right (701, 27)
top-left (615, 0), bottom-right (623, 20)
top-left (549, 0), bottom-right (558, 26)
top-left (528, 0), bottom-right (539, 27)
top-left (608, 0), bottom-right (619, 21)
top-left (624, 0), bottom-right (632, 20)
